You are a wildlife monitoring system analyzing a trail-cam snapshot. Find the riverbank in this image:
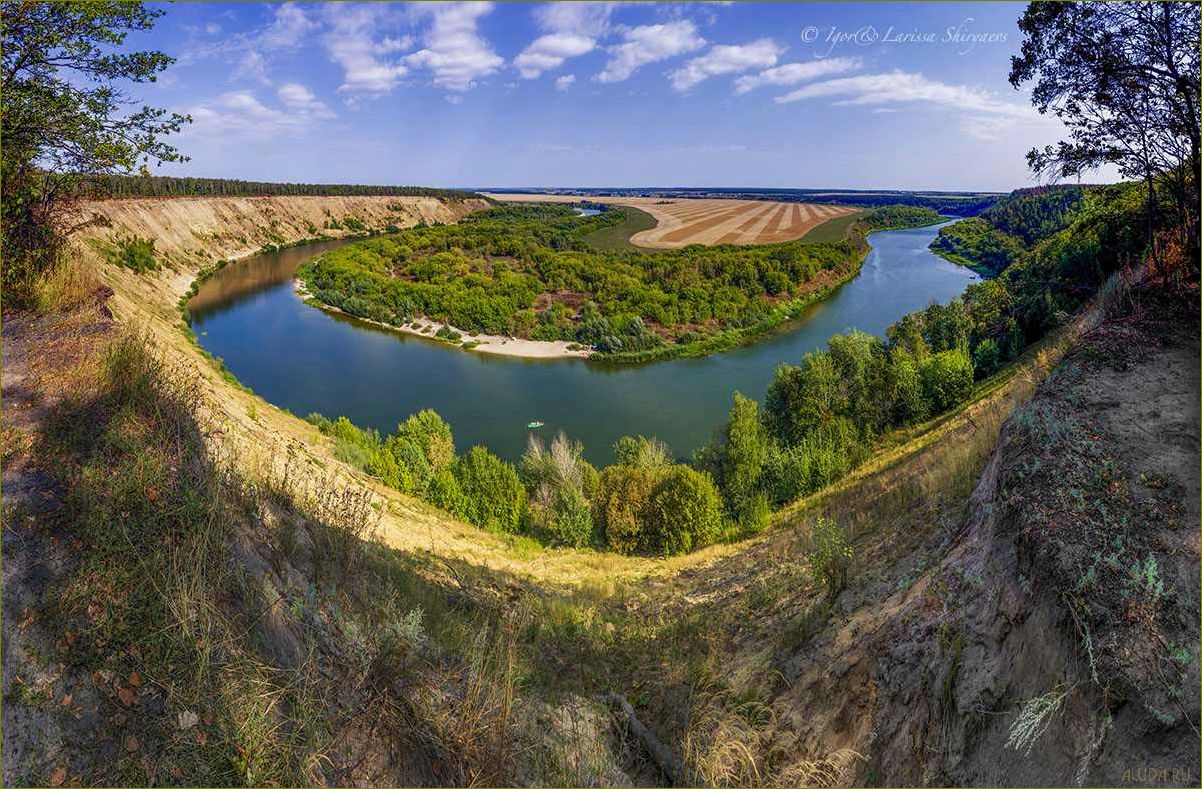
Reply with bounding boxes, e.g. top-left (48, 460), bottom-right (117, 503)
top-left (294, 280), bottom-right (593, 359)
top-left (294, 252), bottom-right (865, 365)
top-left (928, 244), bottom-right (994, 276)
